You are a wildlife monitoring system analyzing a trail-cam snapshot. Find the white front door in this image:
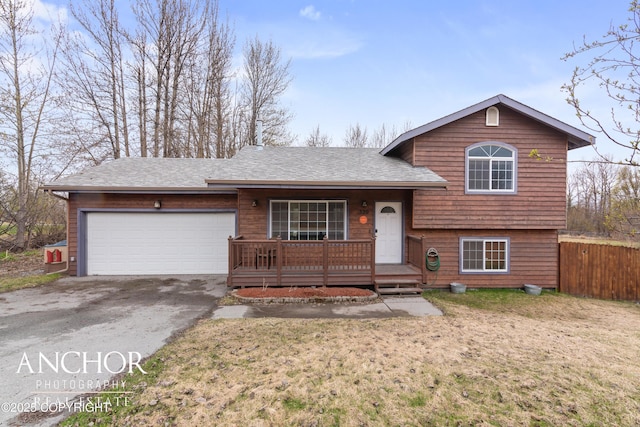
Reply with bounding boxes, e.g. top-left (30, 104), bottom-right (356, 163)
top-left (375, 202), bottom-right (403, 264)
